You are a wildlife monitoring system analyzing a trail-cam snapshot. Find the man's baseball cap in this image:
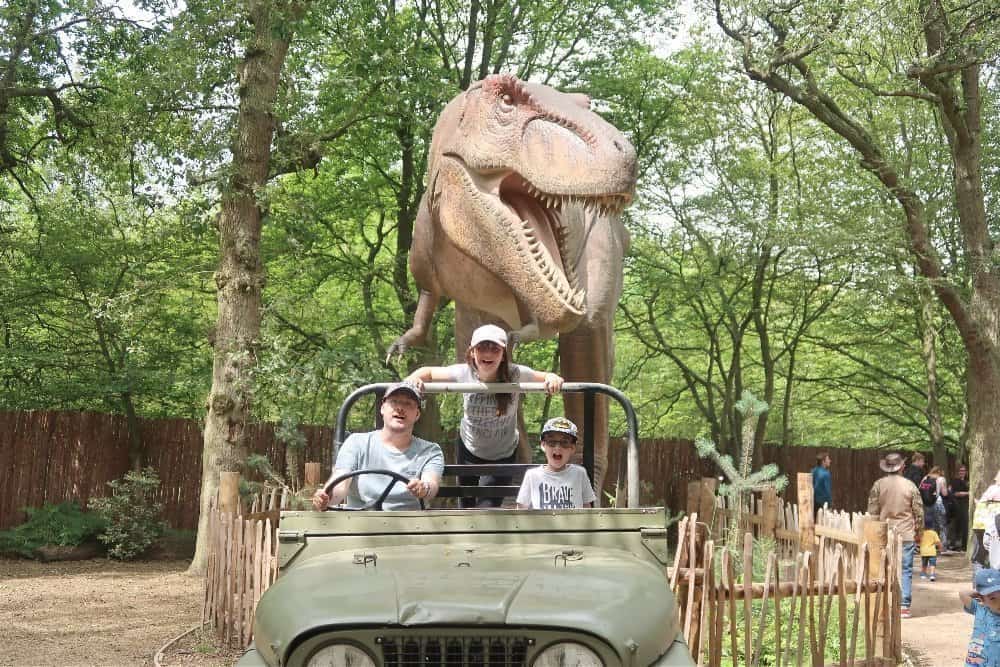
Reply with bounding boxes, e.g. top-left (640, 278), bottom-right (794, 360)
top-left (470, 324), bottom-right (508, 348)
top-left (975, 568), bottom-right (1000, 596)
top-left (384, 380), bottom-right (423, 406)
top-left (541, 417), bottom-right (578, 442)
